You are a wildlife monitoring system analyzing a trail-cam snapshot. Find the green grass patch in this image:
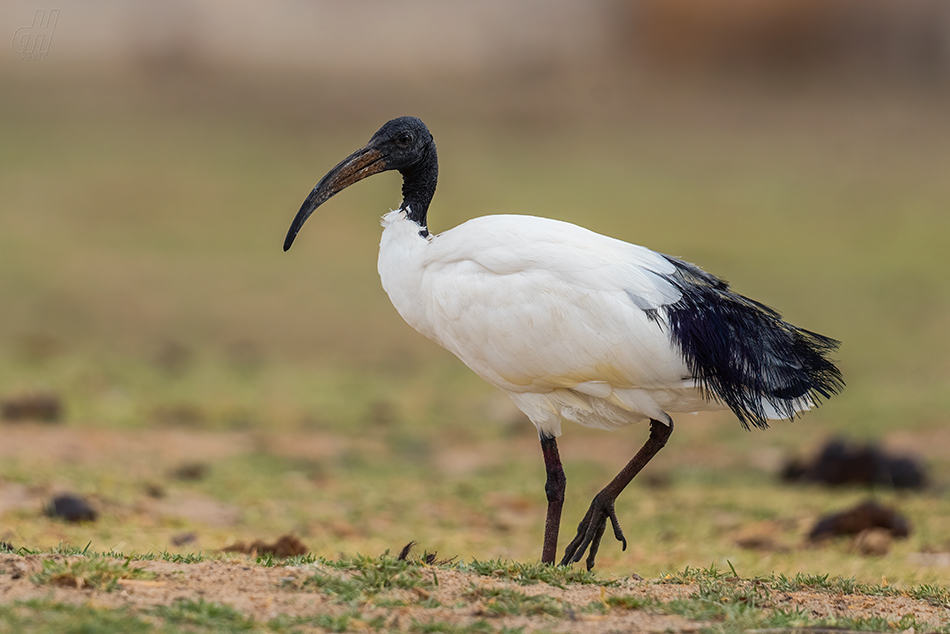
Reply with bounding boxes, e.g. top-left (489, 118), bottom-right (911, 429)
top-left (301, 553), bottom-right (436, 603)
top-left (764, 571), bottom-right (950, 609)
top-left (30, 556), bottom-right (153, 591)
top-left (265, 610), bottom-right (385, 633)
top-left (465, 585), bottom-right (564, 618)
top-left (458, 558), bottom-right (603, 587)
top-left (0, 600), bottom-right (153, 634)
top-left (153, 599), bottom-right (255, 632)
top-left (16, 543), bottom-right (219, 565)
top-left (408, 619), bottom-right (518, 634)
top-left (650, 565), bottom-right (950, 634)
top-left (904, 584), bottom-right (950, 608)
